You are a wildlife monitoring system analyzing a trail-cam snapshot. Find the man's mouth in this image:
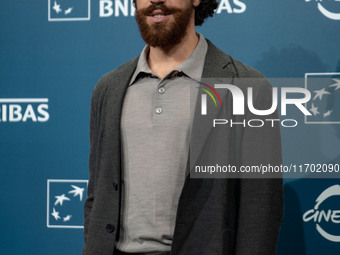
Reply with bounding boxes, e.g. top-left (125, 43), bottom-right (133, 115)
top-left (148, 10), bottom-right (170, 22)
